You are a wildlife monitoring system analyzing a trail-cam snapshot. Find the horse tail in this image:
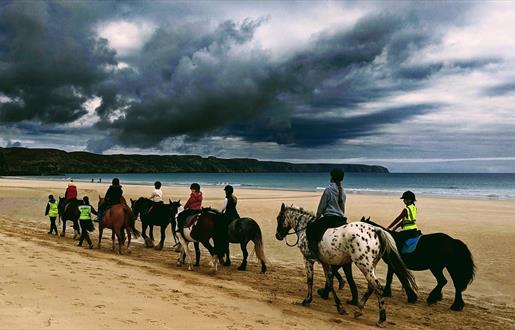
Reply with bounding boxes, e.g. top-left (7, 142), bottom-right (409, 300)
top-left (376, 228), bottom-right (418, 292)
top-left (252, 221), bottom-right (267, 265)
top-left (126, 207), bottom-right (140, 239)
top-left (448, 239), bottom-right (475, 292)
